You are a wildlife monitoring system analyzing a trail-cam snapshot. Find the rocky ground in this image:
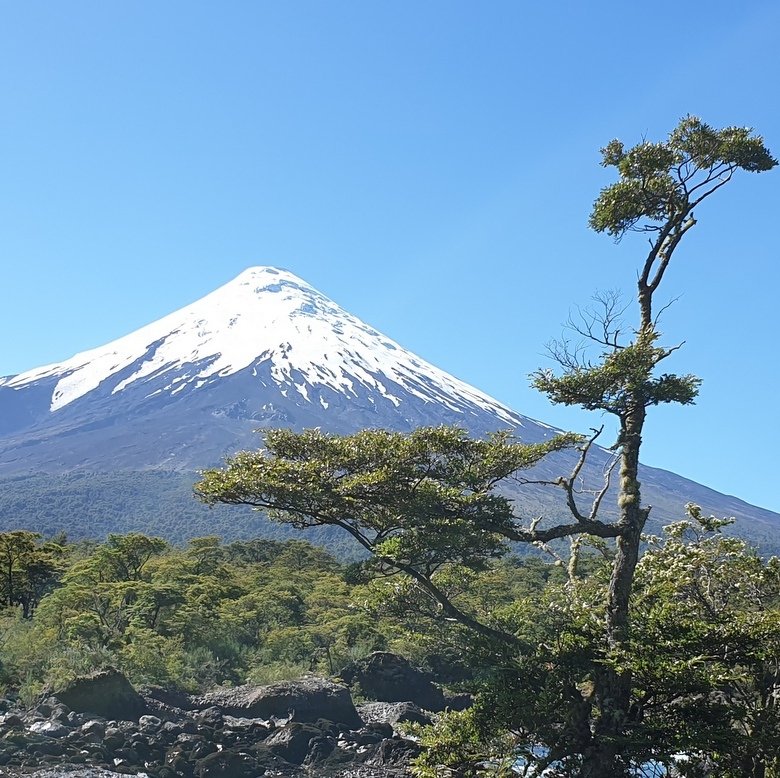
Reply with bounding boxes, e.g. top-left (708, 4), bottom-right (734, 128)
top-left (0, 654), bottom-right (460, 777)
